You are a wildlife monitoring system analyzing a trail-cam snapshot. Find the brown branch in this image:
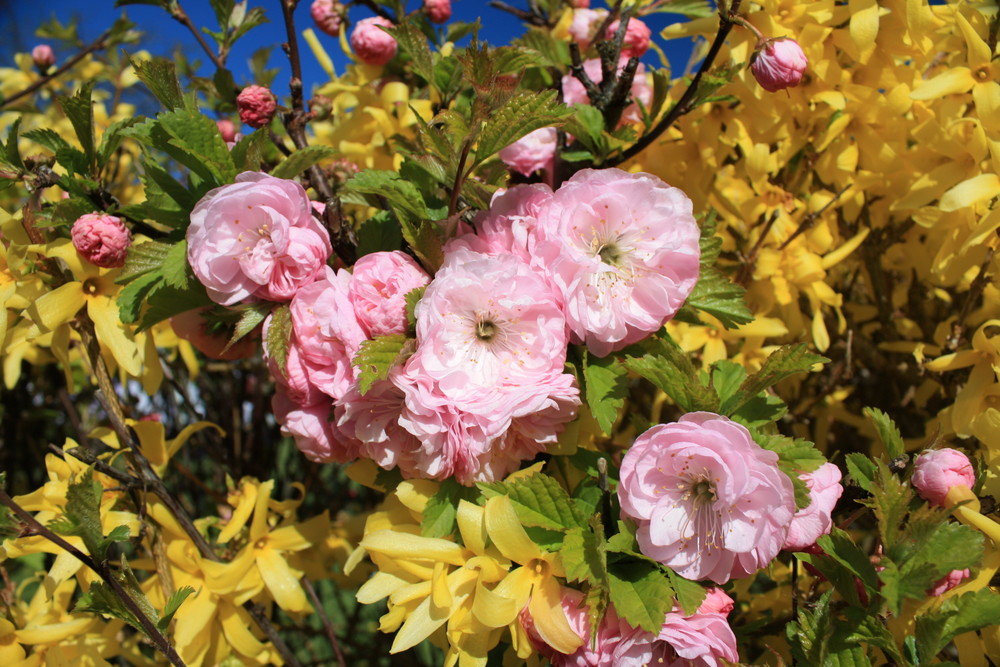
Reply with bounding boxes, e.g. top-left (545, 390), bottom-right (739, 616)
top-left (448, 139), bottom-right (473, 219)
top-left (0, 487), bottom-right (187, 667)
top-left (610, 0), bottom-right (743, 166)
top-left (354, 0), bottom-right (396, 22)
top-left (487, 1), bottom-right (548, 27)
top-left (0, 28), bottom-right (113, 109)
top-left (169, 2), bottom-right (226, 70)
top-left (303, 577), bottom-right (346, 667)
